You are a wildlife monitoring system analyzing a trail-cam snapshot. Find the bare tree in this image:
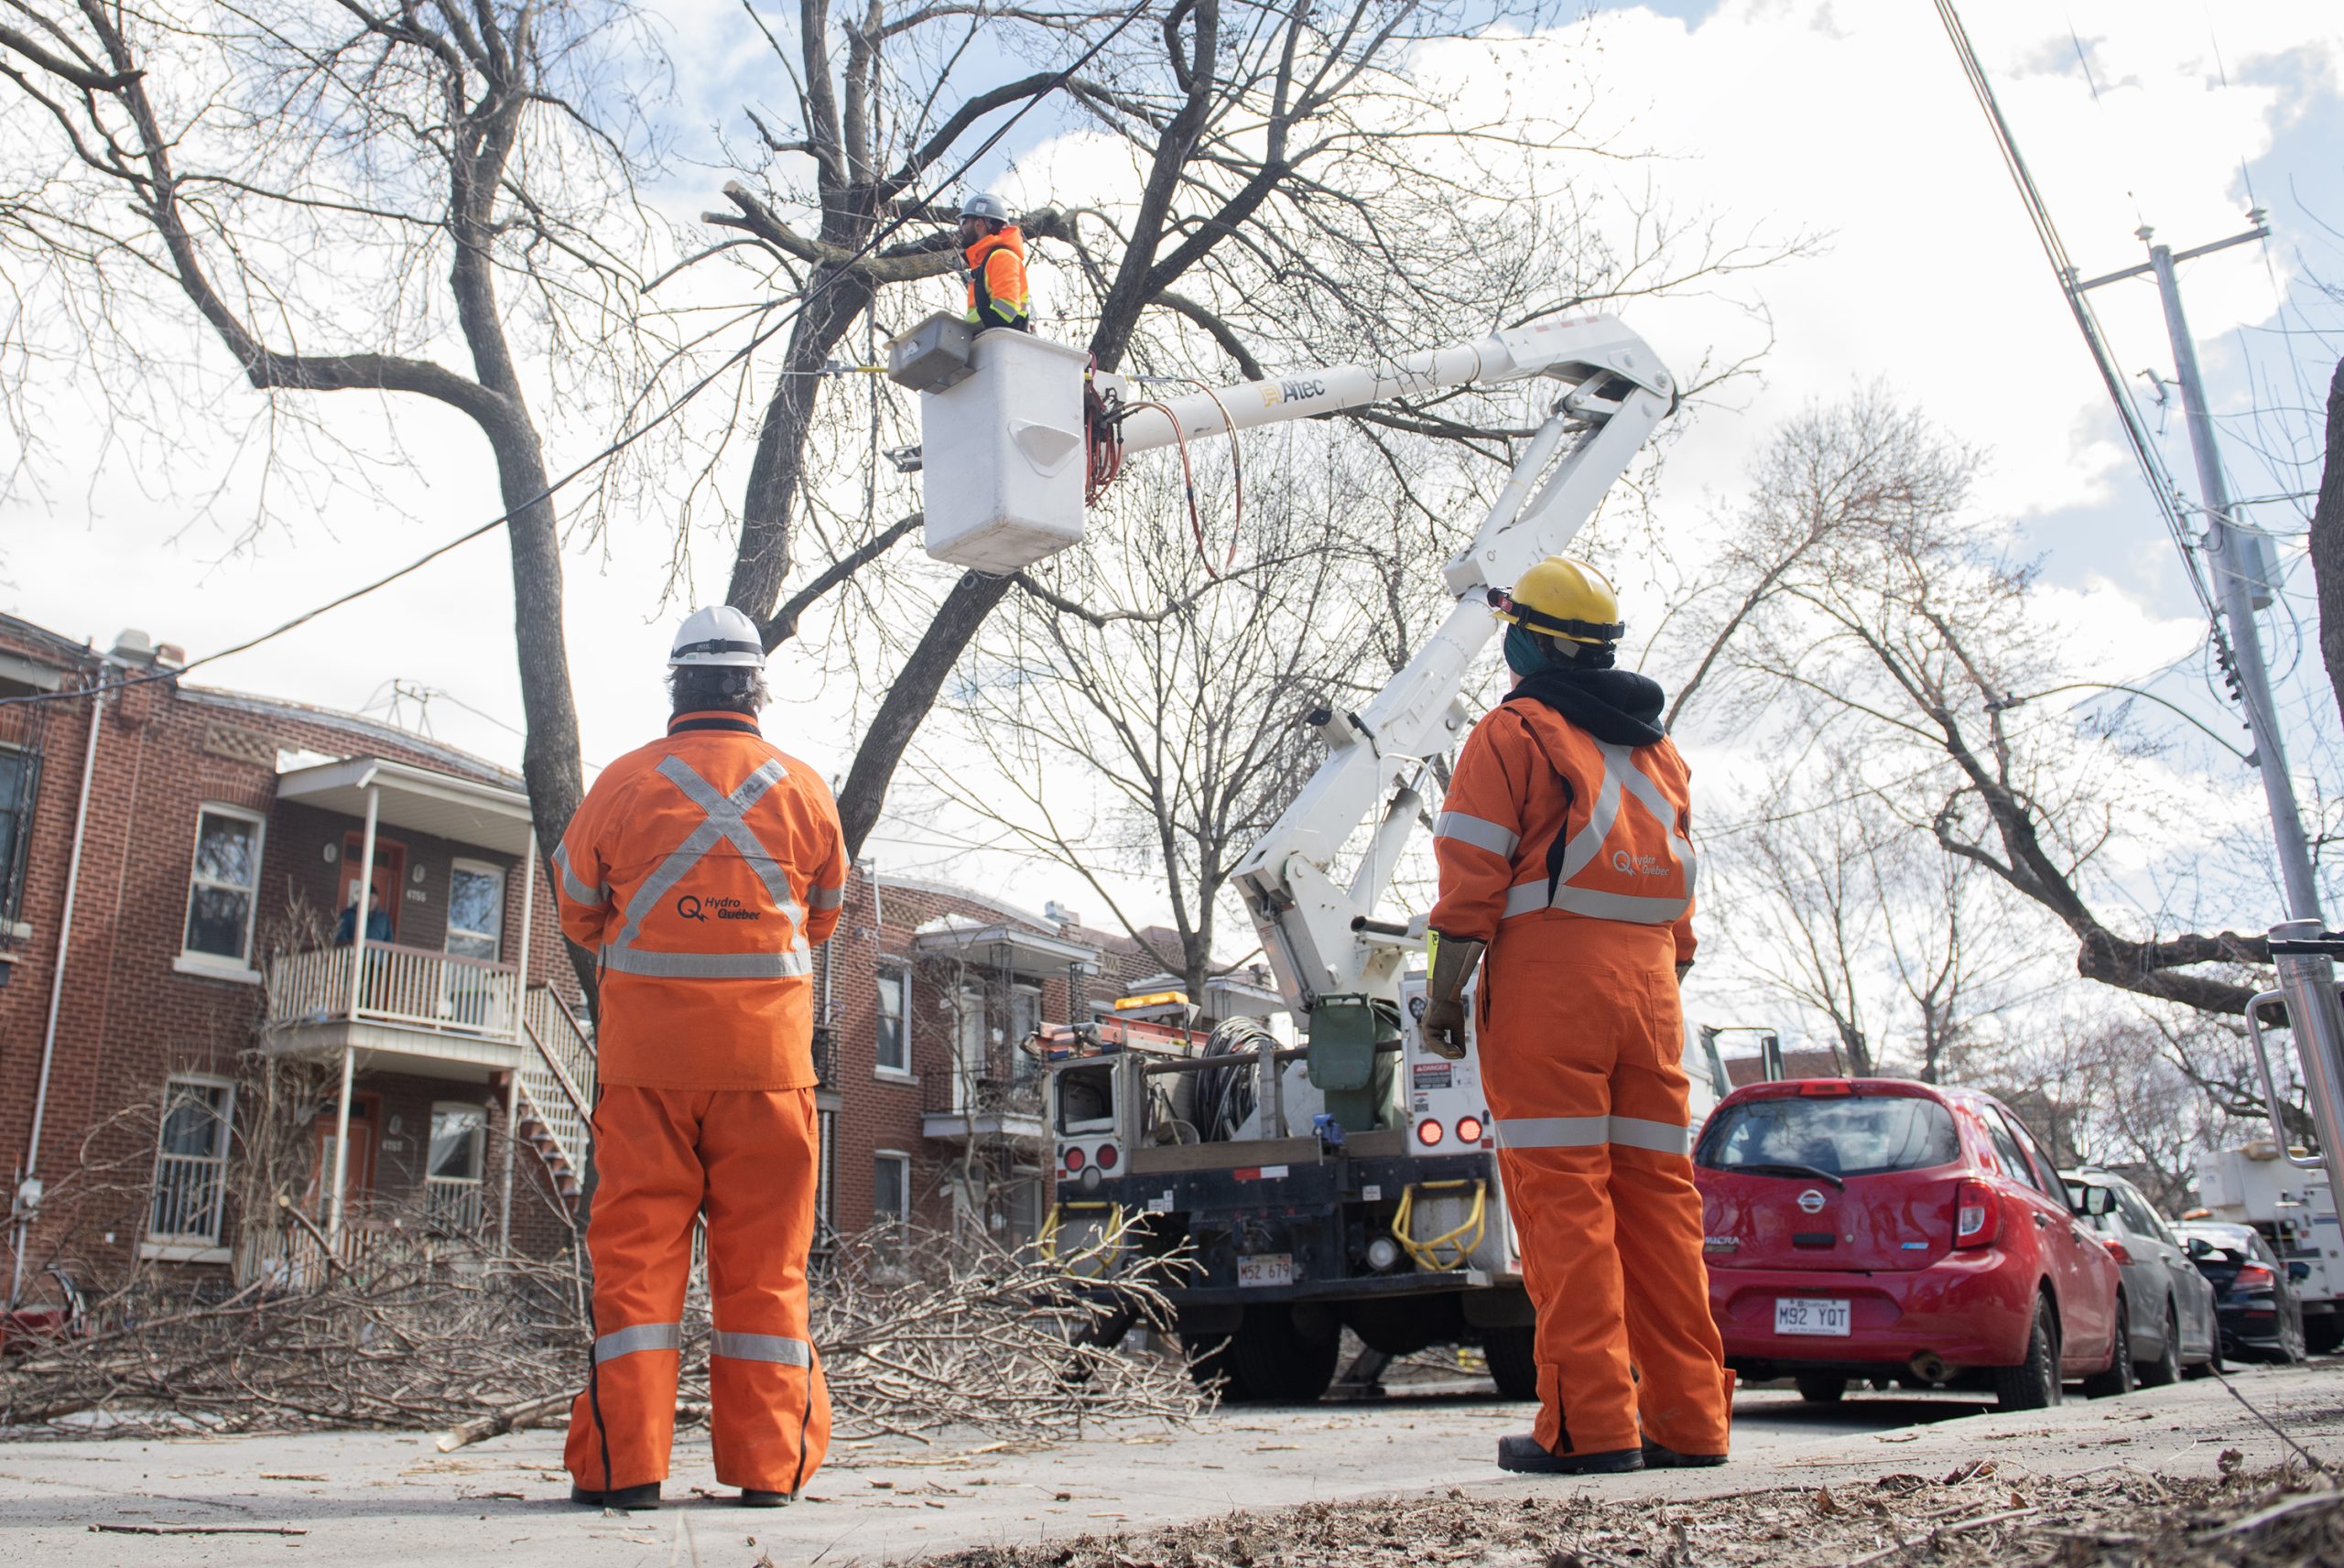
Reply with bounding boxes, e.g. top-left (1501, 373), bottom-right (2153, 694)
top-left (931, 440), bottom-right (1370, 1000)
top-left (0, 0), bottom-right (669, 983)
top-left (1729, 785), bottom-right (1885, 1076)
top-left (1708, 393), bottom-right (2297, 1019)
top-left (683, 0), bottom-right (1789, 856)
